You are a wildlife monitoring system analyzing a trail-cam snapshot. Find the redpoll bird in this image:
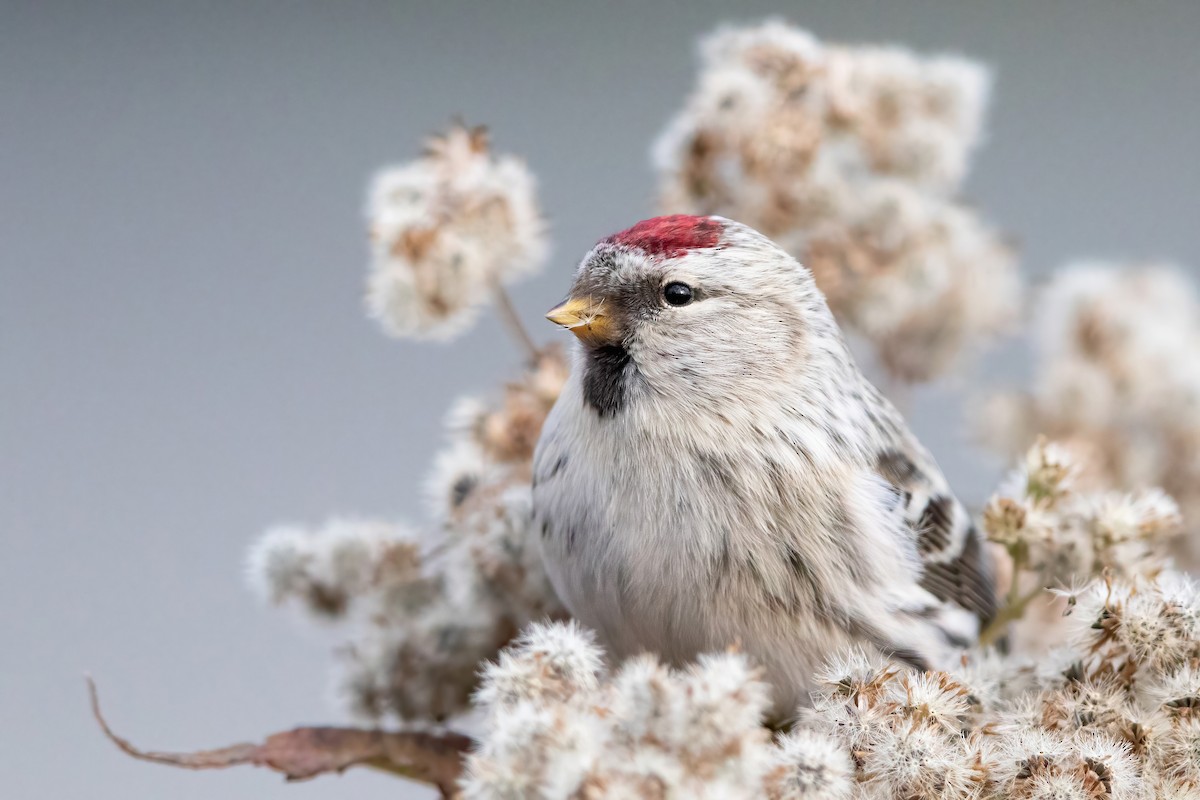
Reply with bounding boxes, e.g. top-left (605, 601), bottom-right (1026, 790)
top-left (532, 215), bottom-right (997, 715)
